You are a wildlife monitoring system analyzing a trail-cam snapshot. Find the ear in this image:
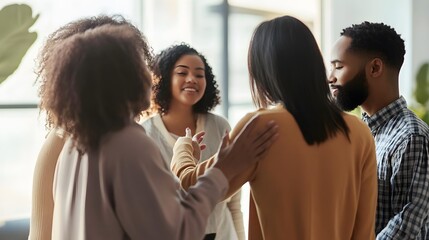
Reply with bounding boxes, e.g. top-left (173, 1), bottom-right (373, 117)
top-left (367, 58), bottom-right (383, 78)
